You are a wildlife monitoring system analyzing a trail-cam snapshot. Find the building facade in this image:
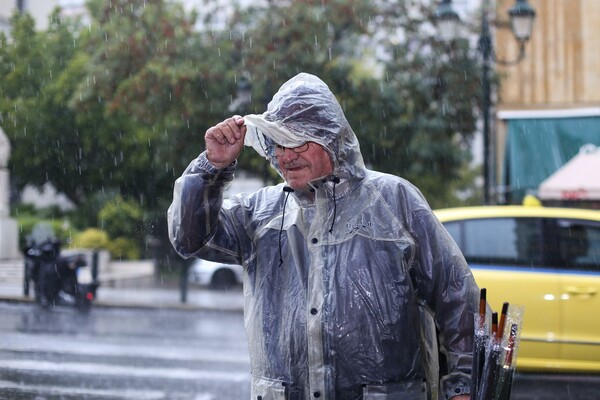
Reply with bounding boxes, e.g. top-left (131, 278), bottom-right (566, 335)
top-left (493, 0), bottom-right (600, 204)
